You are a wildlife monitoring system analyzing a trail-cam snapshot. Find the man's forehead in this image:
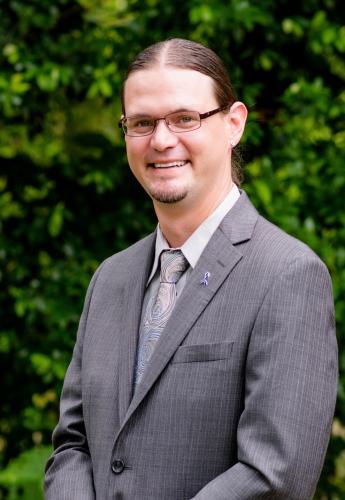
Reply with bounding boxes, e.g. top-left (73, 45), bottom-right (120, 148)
top-left (124, 66), bottom-right (217, 114)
